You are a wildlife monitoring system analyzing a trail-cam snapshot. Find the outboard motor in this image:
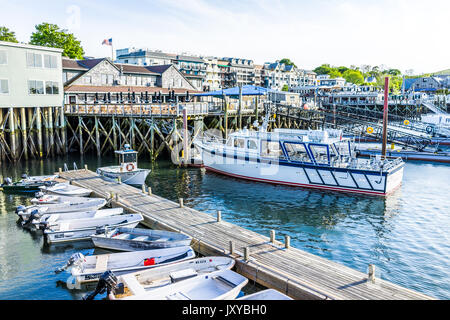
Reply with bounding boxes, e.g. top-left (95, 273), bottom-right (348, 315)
top-left (21, 209), bottom-right (40, 226)
top-left (15, 205), bottom-right (26, 215)
top-left (34, 191), bottom-right (45, 199)
top-left (4, 177), bottom-right (12, 186)
top-left (83, 270), bottom-right (118, 300)
top-left (55, 252), bottom-right (85, 274)
top-left (21, 174), bottom-right (28, 180)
